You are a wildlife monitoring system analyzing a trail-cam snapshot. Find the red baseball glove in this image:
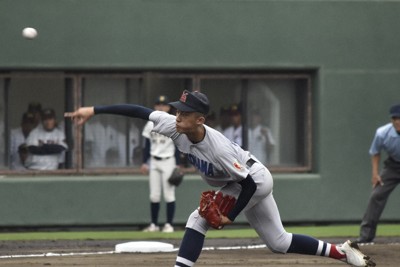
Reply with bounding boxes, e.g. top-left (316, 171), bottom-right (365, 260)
top-left (199, 190), bottom-right (236, 229)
